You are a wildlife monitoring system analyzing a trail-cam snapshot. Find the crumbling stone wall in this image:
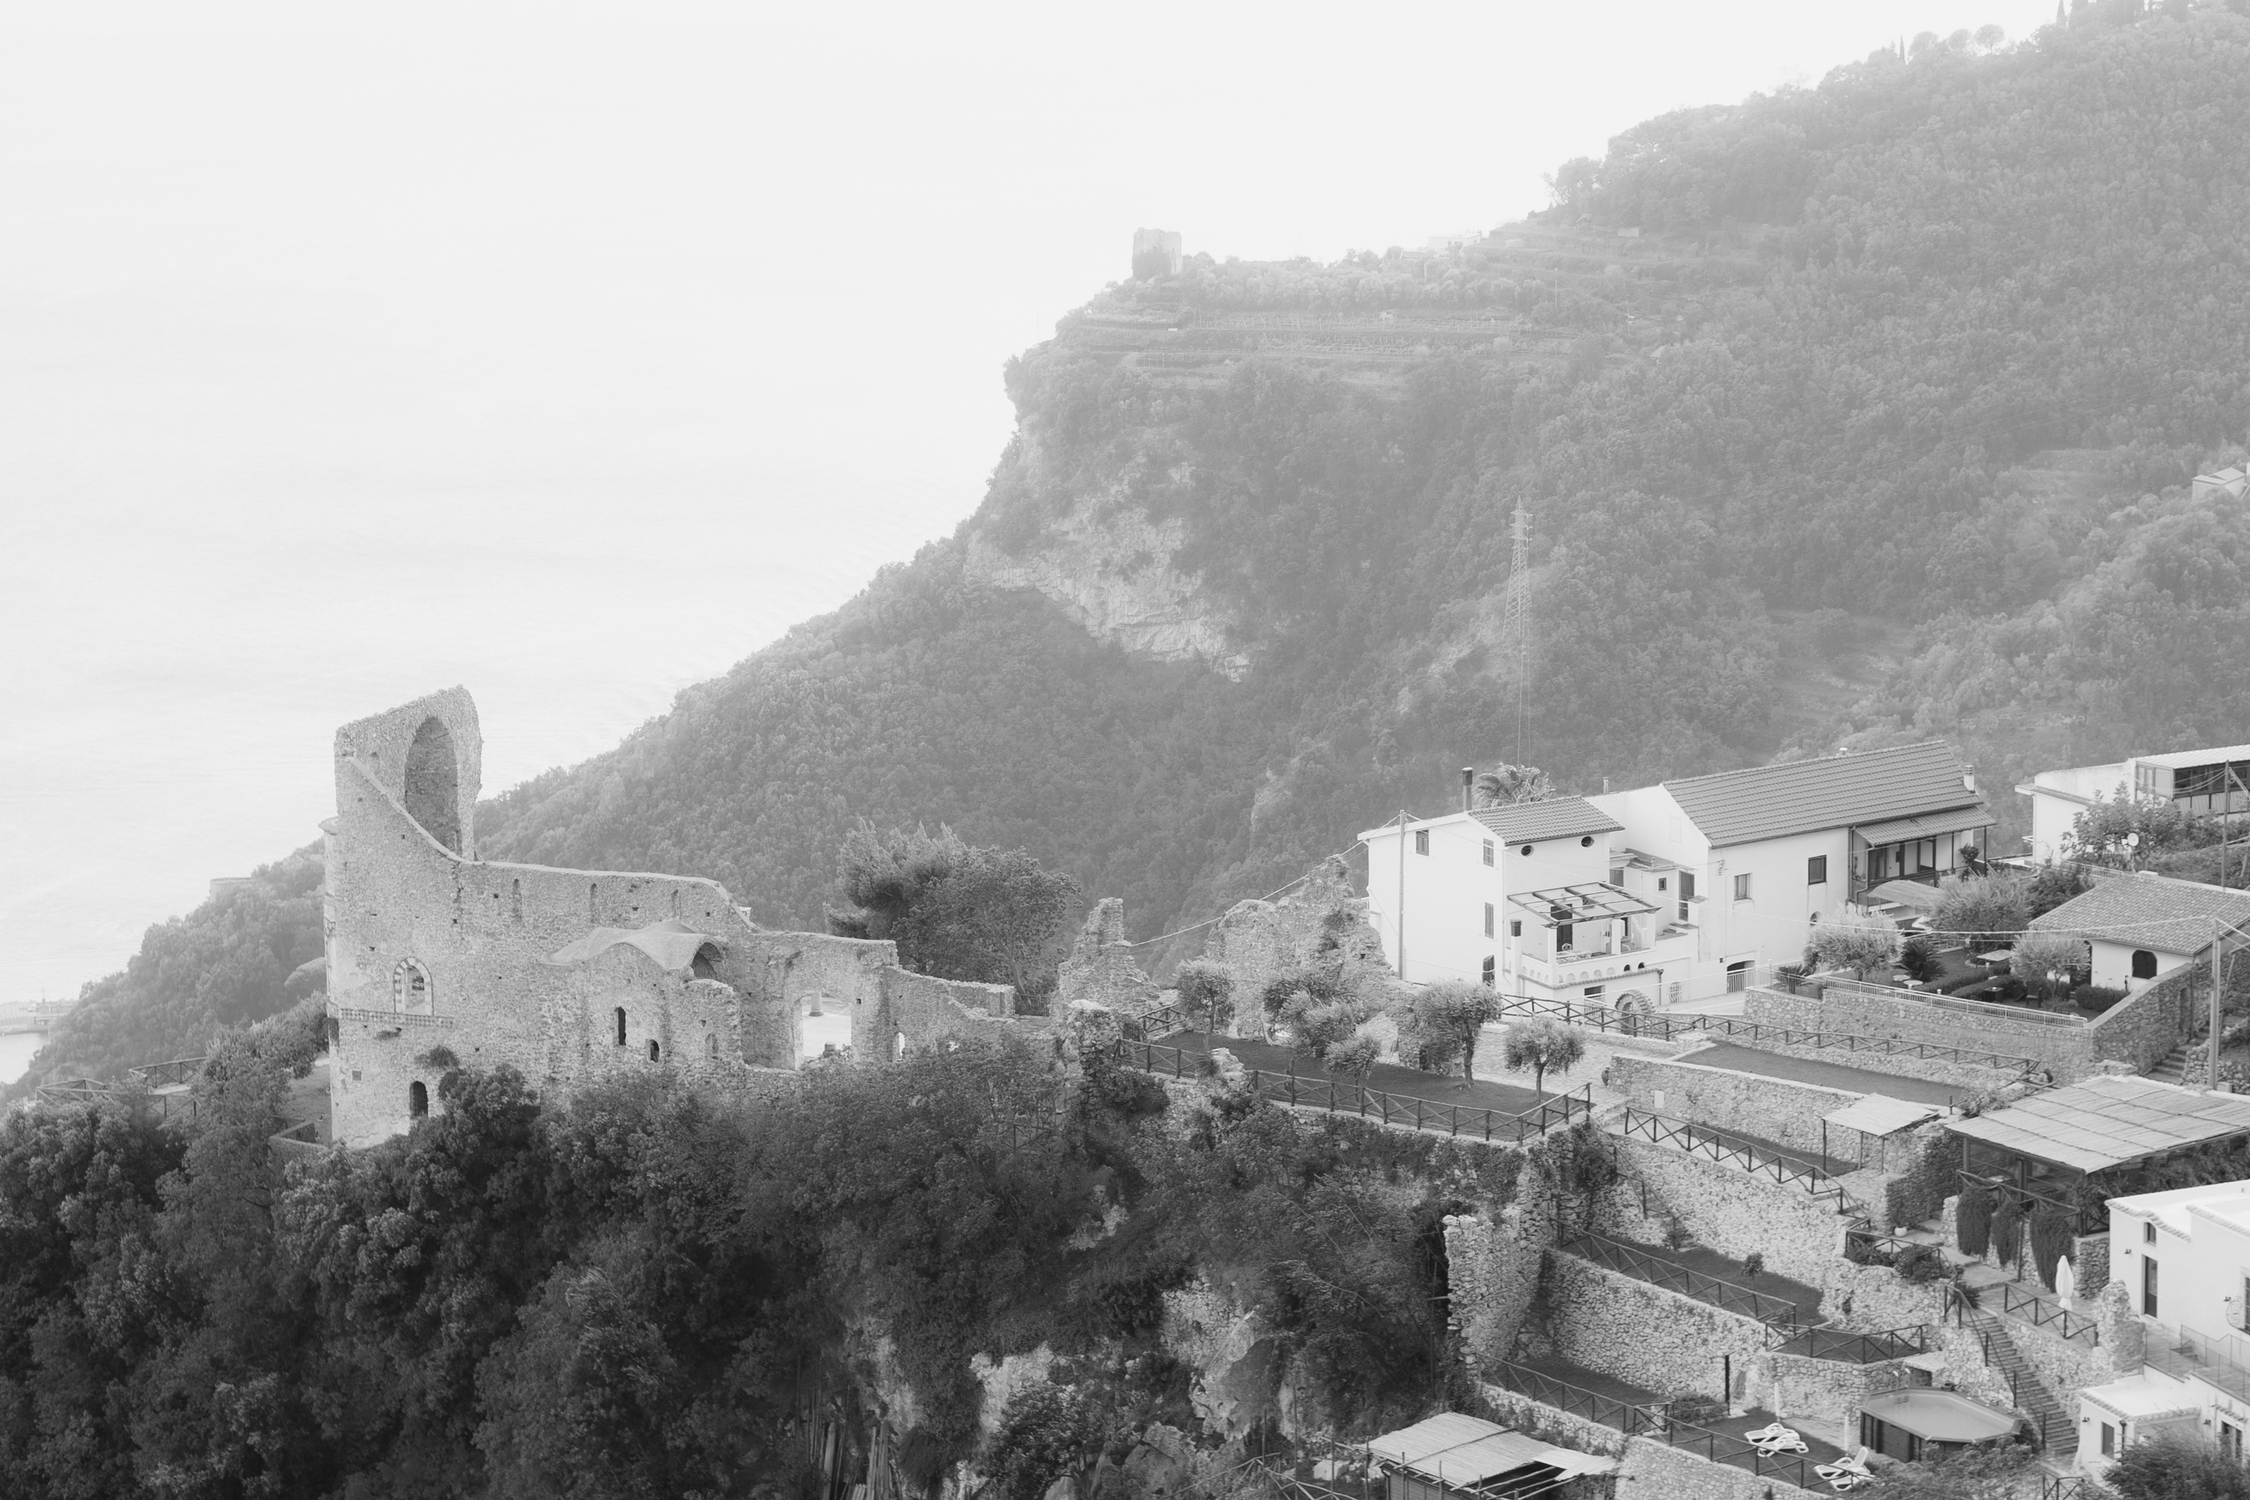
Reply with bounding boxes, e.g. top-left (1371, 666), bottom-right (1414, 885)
top-left (1202, 859), bottom-right (1388, 1039)
top-left (1817, 1260), bottom-right (1946, 1333)
top-left (1446, 1148), bottom-right (1560, 1369)
top-left (1600, 1138), bottom-right (1844, 1290)
top-left (1763, 1351), bottom-right (1912, 1432)
top-left (1056, 898), bottom-right (1159, 1016)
